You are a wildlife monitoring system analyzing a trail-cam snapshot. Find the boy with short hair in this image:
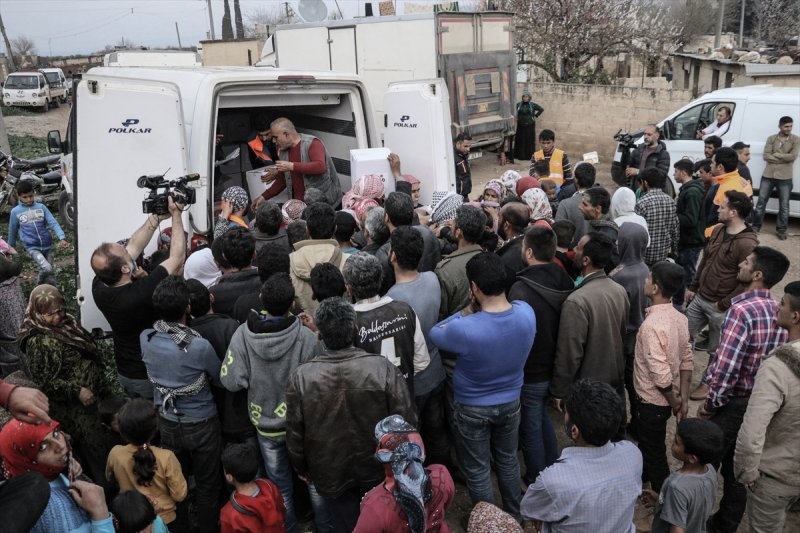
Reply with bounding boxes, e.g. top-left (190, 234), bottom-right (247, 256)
top-left (220, 443), bottom-right (285, 533)
top-left (7, 180), bottom-right (69, 285)
top-left (649, 418), bottom-right (723, 533)
top-left (530, 129), bottom-right (571, 187)
top-left (633, 261), bottom-right (693, 493)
